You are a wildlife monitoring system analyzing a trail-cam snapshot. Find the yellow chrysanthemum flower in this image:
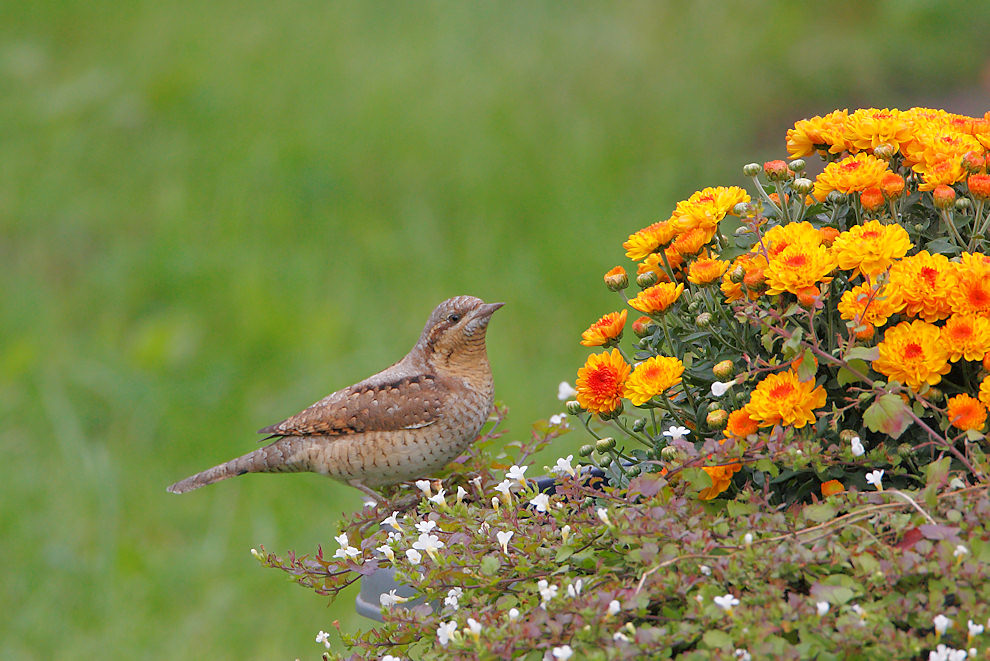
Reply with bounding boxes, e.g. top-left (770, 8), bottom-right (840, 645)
top-left (837, 282), bottom-right (902, 329)
top-left (580, 310), bottom-right (628, 347)
top-left (575, 349), bottom-right (630, 415)
top-left (918, 157), bottom-right (968, 191)
top-left (786, 109), bottom-right (849, 158)
top-left (872, 320), bottom-right (951, 390)
top-left (758, 221), bottom-right (822, 260)
top-left (903, 128), bottom-right (982, 177)
top-left (623, 355), bottom-right (684, 406)
top-left (687, 253), bottom-right (730, 285)
top-left (628, 282), bottom-right (684, 315)
top-left (831, 220), bottom-right (912, 278)
top-left (724, 407), bottom-right (759, 439)
top-left (945, 394), bottom-right (987, 432)
top-left (813, 153), bottom-right (891, 201)
top-left (979, 375), bottom-right (990, 408)
top-left (950, 254), bottom-right (990, 316)
top-left (672, 186), bottom-right (750, 233)
top-left (623, 220), bottom-right (678, 261)
top-left (721, 253), bottom-right (767, 303)
top-left (887, 251), bottom-right (957, 322)
top-left (670, 226), bottom-right (713, 257)
top-left (699, 462), bottom-right (742, 500)
top-left (843, 107), bottom-right (915, 154)
top-left (746, 370), bottom-right (827, 429)
top-left (765, 243), bottom-right (837, 296)
top-left (941, 313), bottom-right (990, 362)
